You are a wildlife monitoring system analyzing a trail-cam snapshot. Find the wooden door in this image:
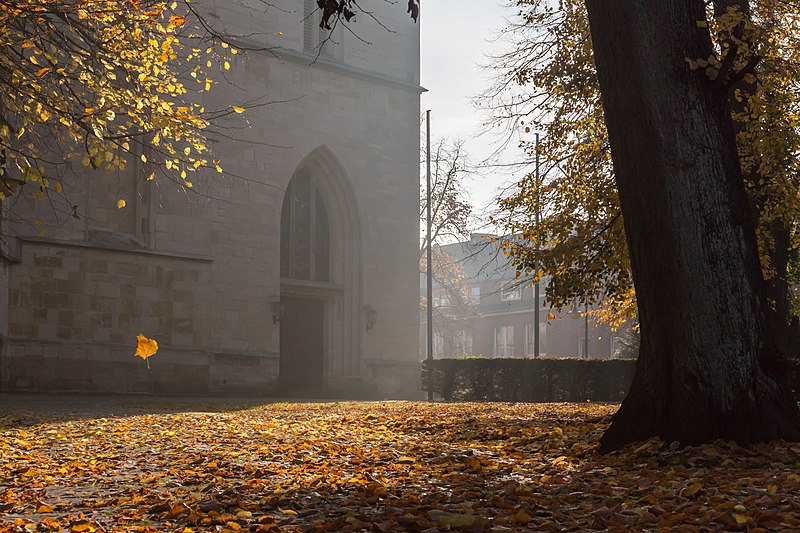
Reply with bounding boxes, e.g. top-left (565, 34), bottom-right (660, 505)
top-left (279, 296), bottom-right (324, 394)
